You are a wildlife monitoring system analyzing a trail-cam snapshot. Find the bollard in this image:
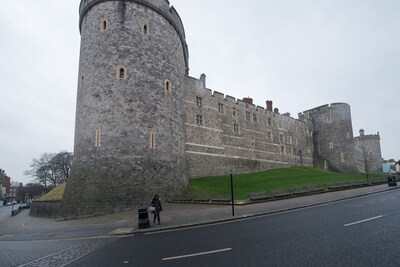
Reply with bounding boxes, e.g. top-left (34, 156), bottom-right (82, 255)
top-left (138, 207), bottom-right (150, 229)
